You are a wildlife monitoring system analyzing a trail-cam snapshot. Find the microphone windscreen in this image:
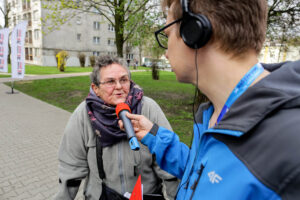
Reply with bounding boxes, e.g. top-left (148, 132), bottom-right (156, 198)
top-left (116, 103), bottom-right (131, 118)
